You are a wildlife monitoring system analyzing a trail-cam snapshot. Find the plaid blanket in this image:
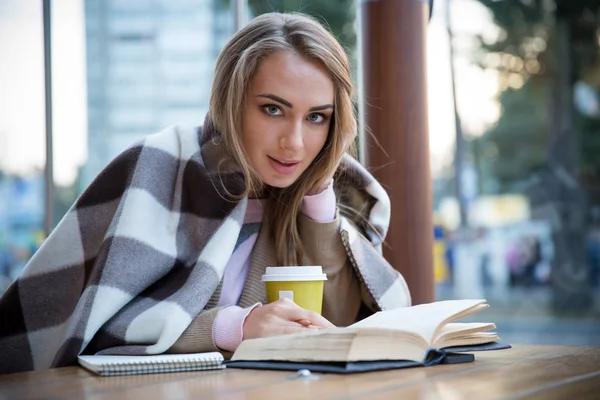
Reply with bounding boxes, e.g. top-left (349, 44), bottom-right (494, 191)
top-left (0, 119), bottom-right (410, 374)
